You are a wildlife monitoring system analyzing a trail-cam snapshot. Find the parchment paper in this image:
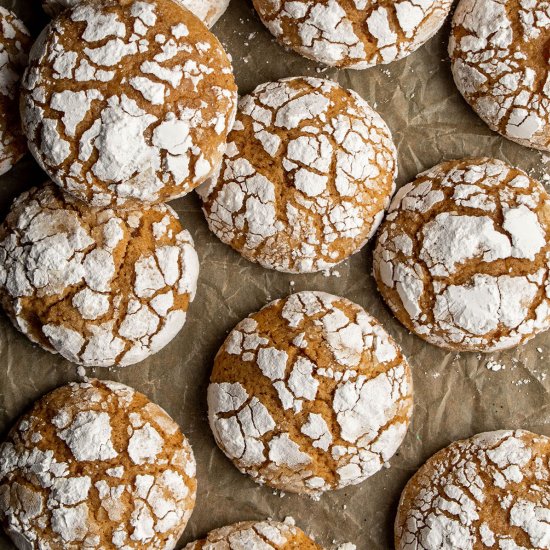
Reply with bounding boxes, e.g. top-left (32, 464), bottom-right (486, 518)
top-left (1, 1), bottom-right (550, 549)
